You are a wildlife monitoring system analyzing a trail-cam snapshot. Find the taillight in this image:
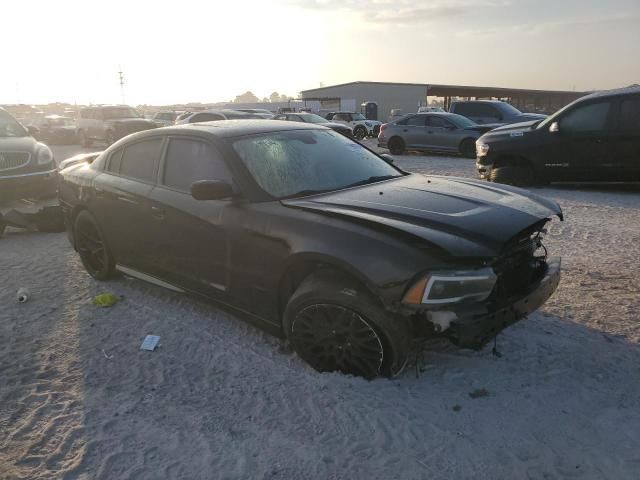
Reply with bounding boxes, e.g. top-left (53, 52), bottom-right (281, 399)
top-left (380, 124), bottom-right (387, 133)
